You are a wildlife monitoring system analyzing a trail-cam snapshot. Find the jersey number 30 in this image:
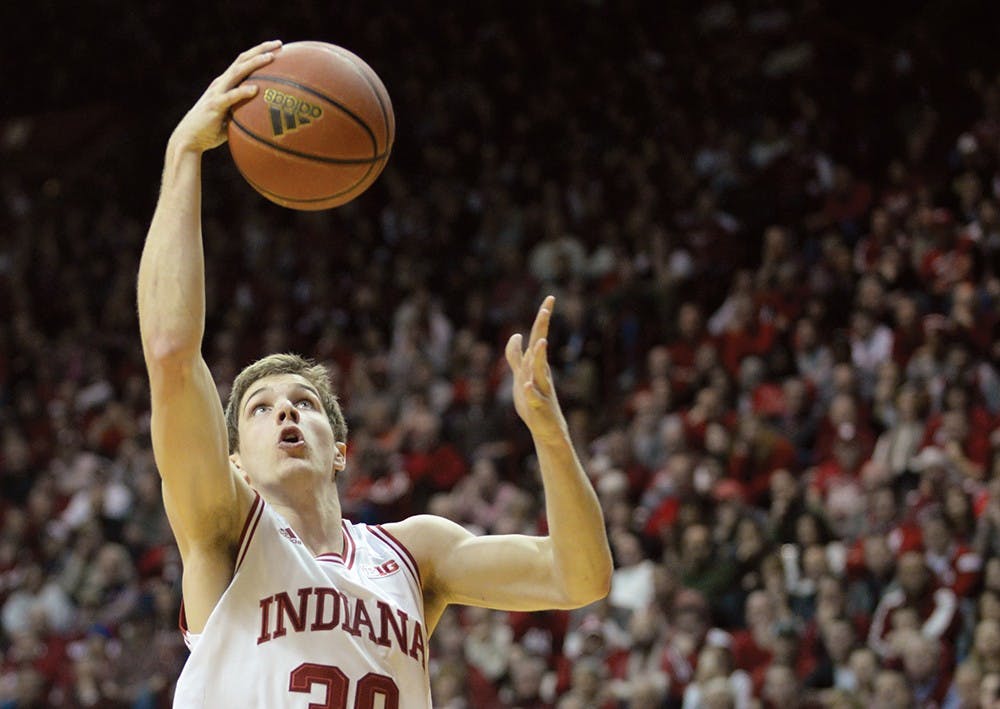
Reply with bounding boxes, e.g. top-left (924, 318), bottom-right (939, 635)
top-left (289, 663), bottom-right (400, 709)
